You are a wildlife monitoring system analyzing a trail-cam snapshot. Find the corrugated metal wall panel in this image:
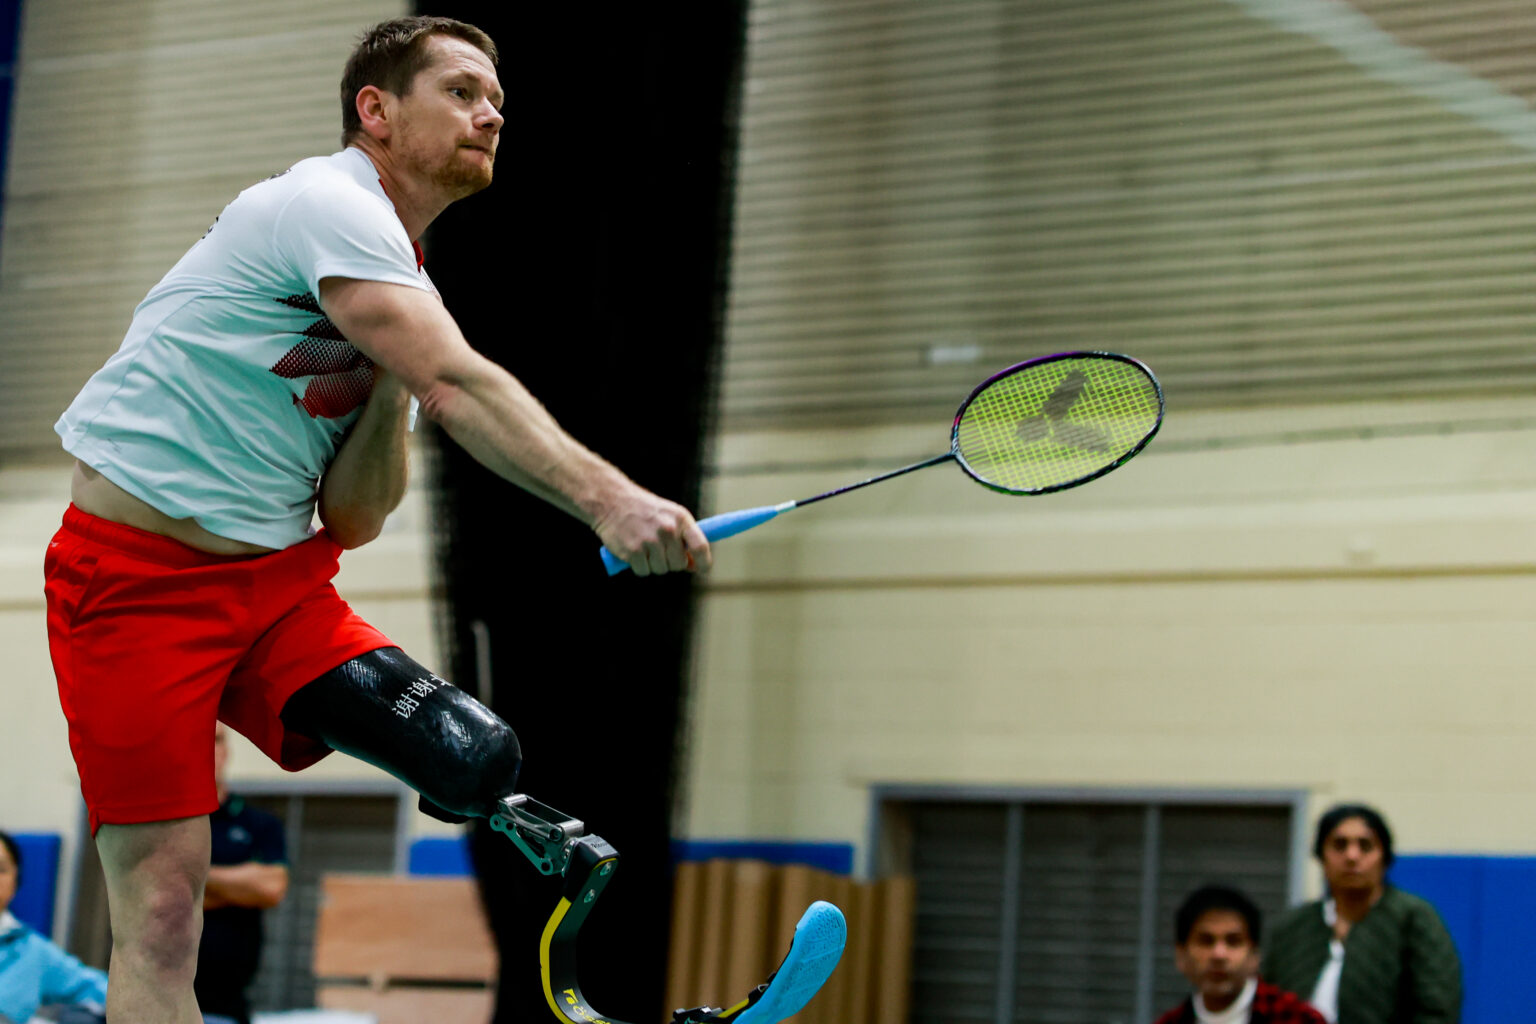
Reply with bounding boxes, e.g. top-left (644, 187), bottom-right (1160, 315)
top-left (909, 802), bottom-right (1008, 1022)
top-left (903, 798), bottom-right (1291, 1024)
top-left (1012, 805), bottom-right (1146, 1021)
top-left (723, 0), bottom-right (1536, 431)
top-left (0, 0), bottom-right (404, 459)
